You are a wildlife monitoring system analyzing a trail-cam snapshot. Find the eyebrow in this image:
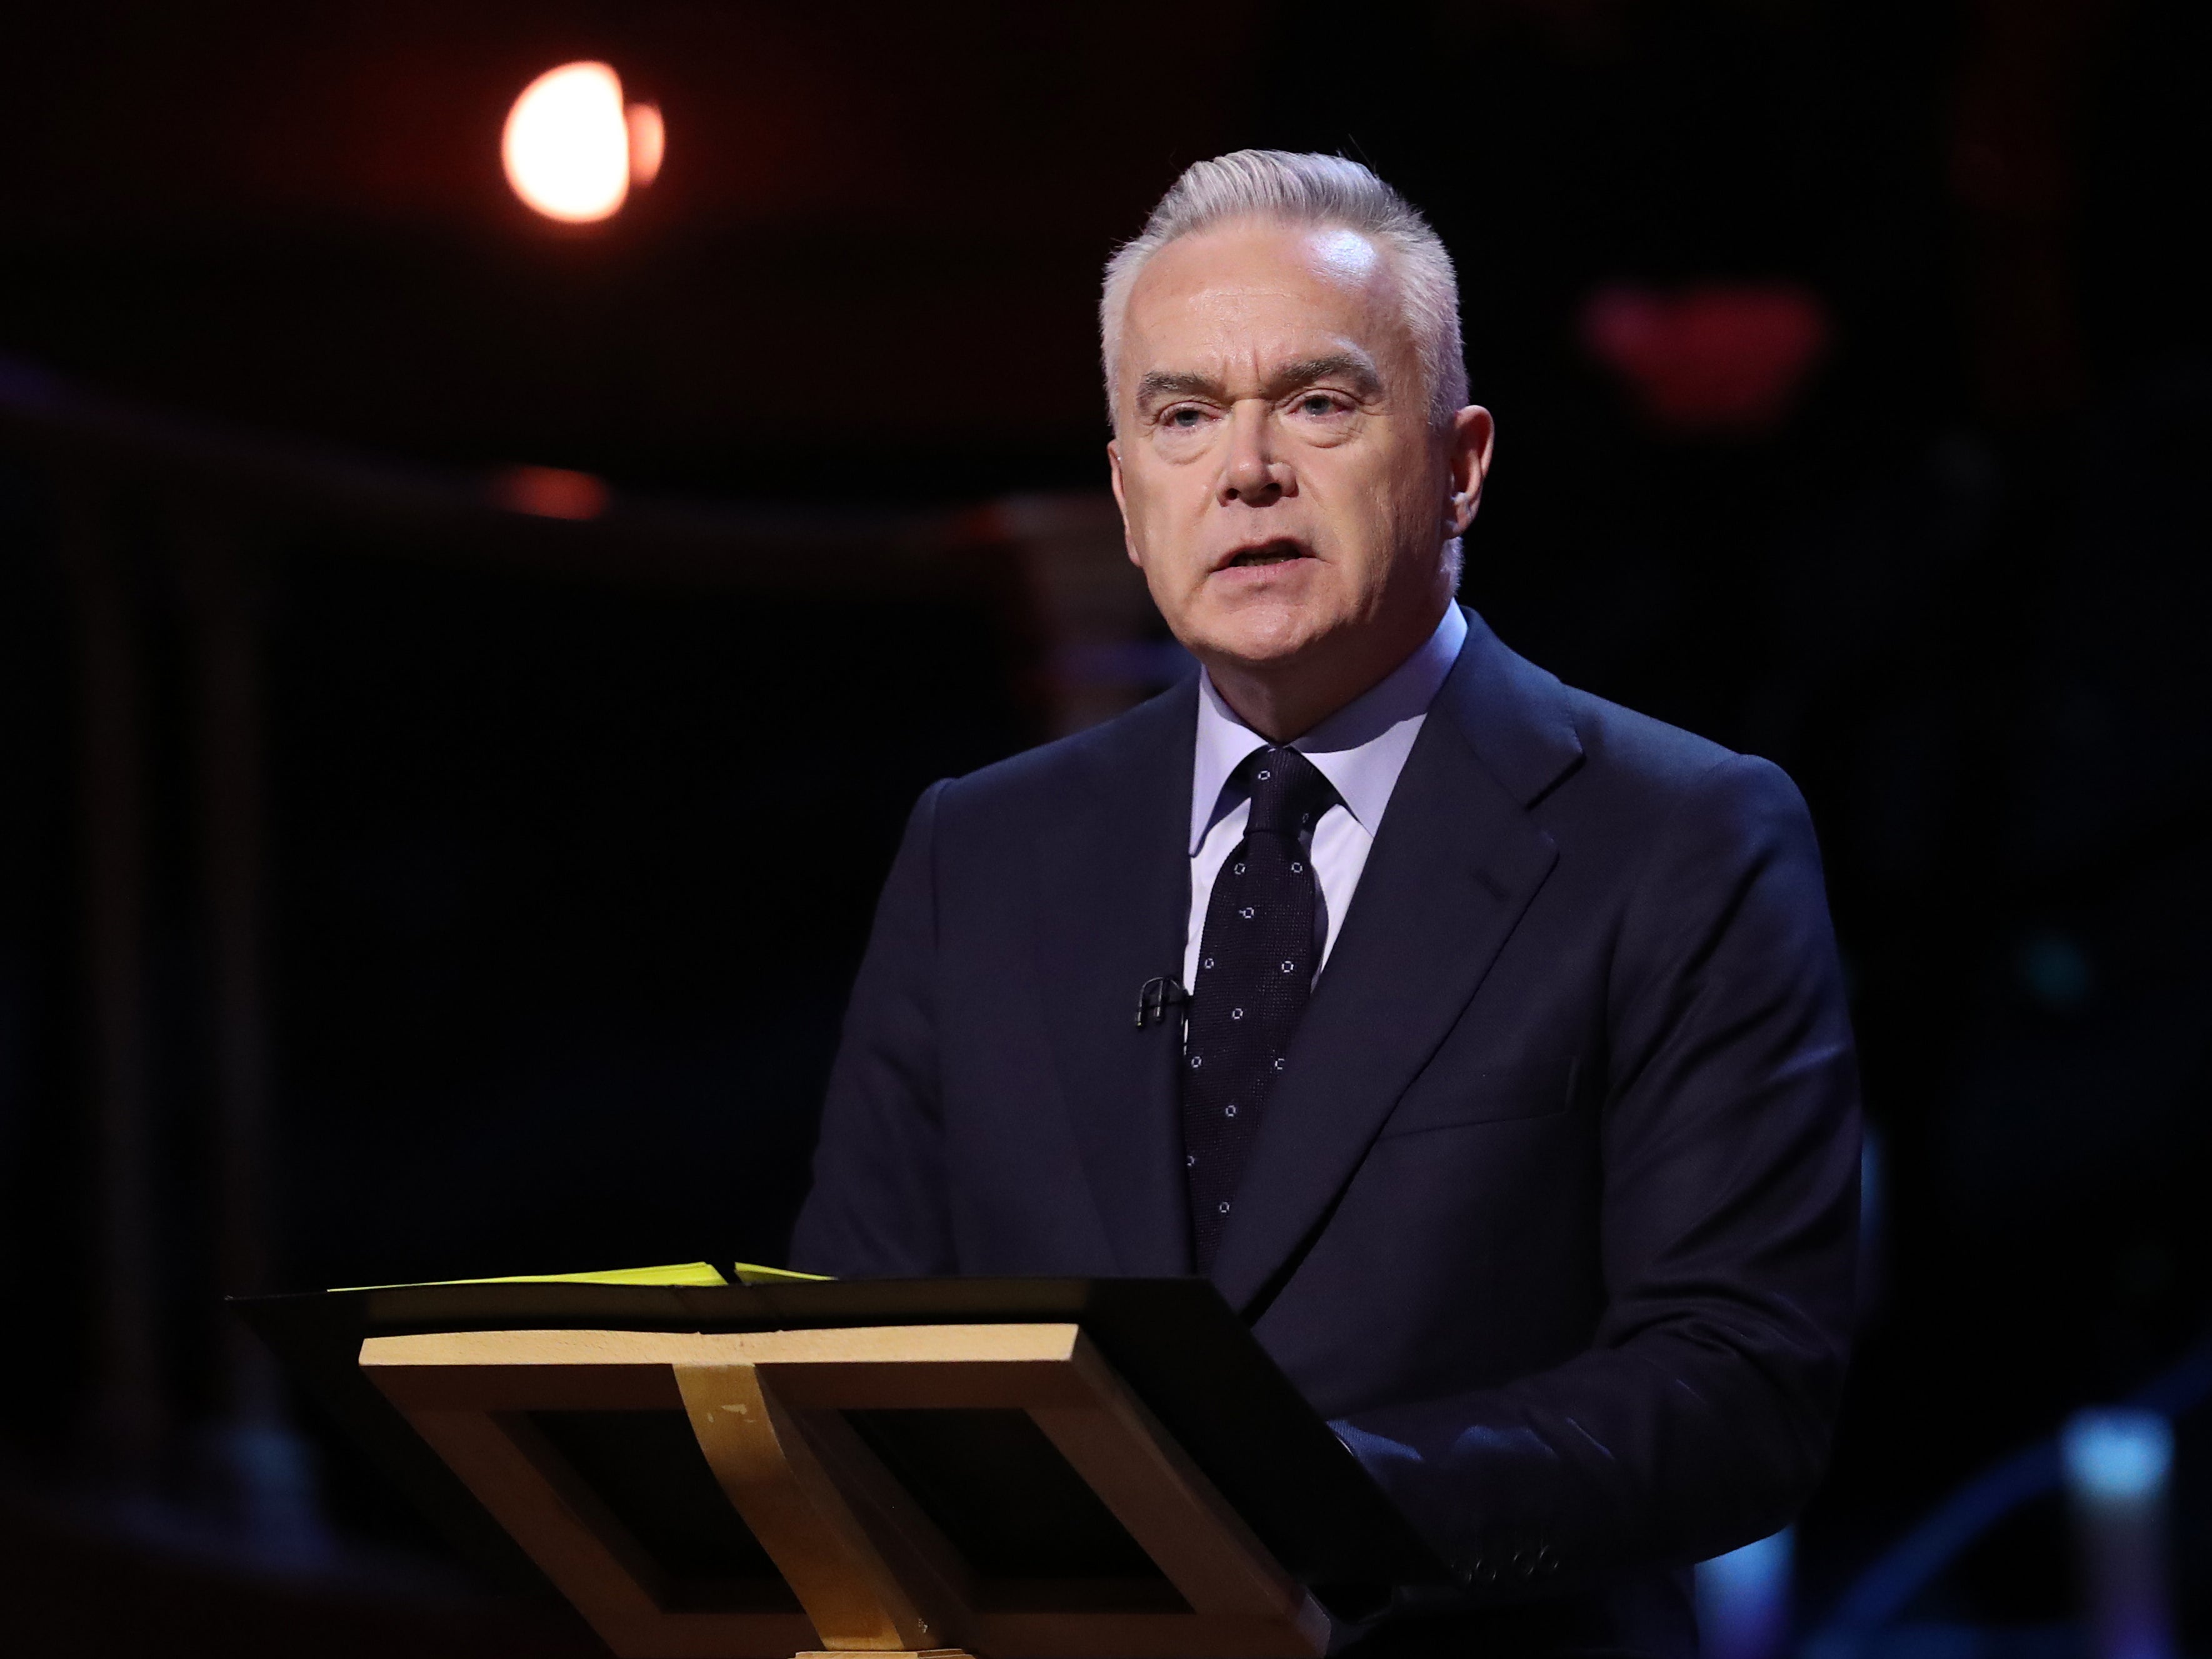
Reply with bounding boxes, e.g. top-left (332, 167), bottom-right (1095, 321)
top-left (1134, 351), bottom-right (1386, 412)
